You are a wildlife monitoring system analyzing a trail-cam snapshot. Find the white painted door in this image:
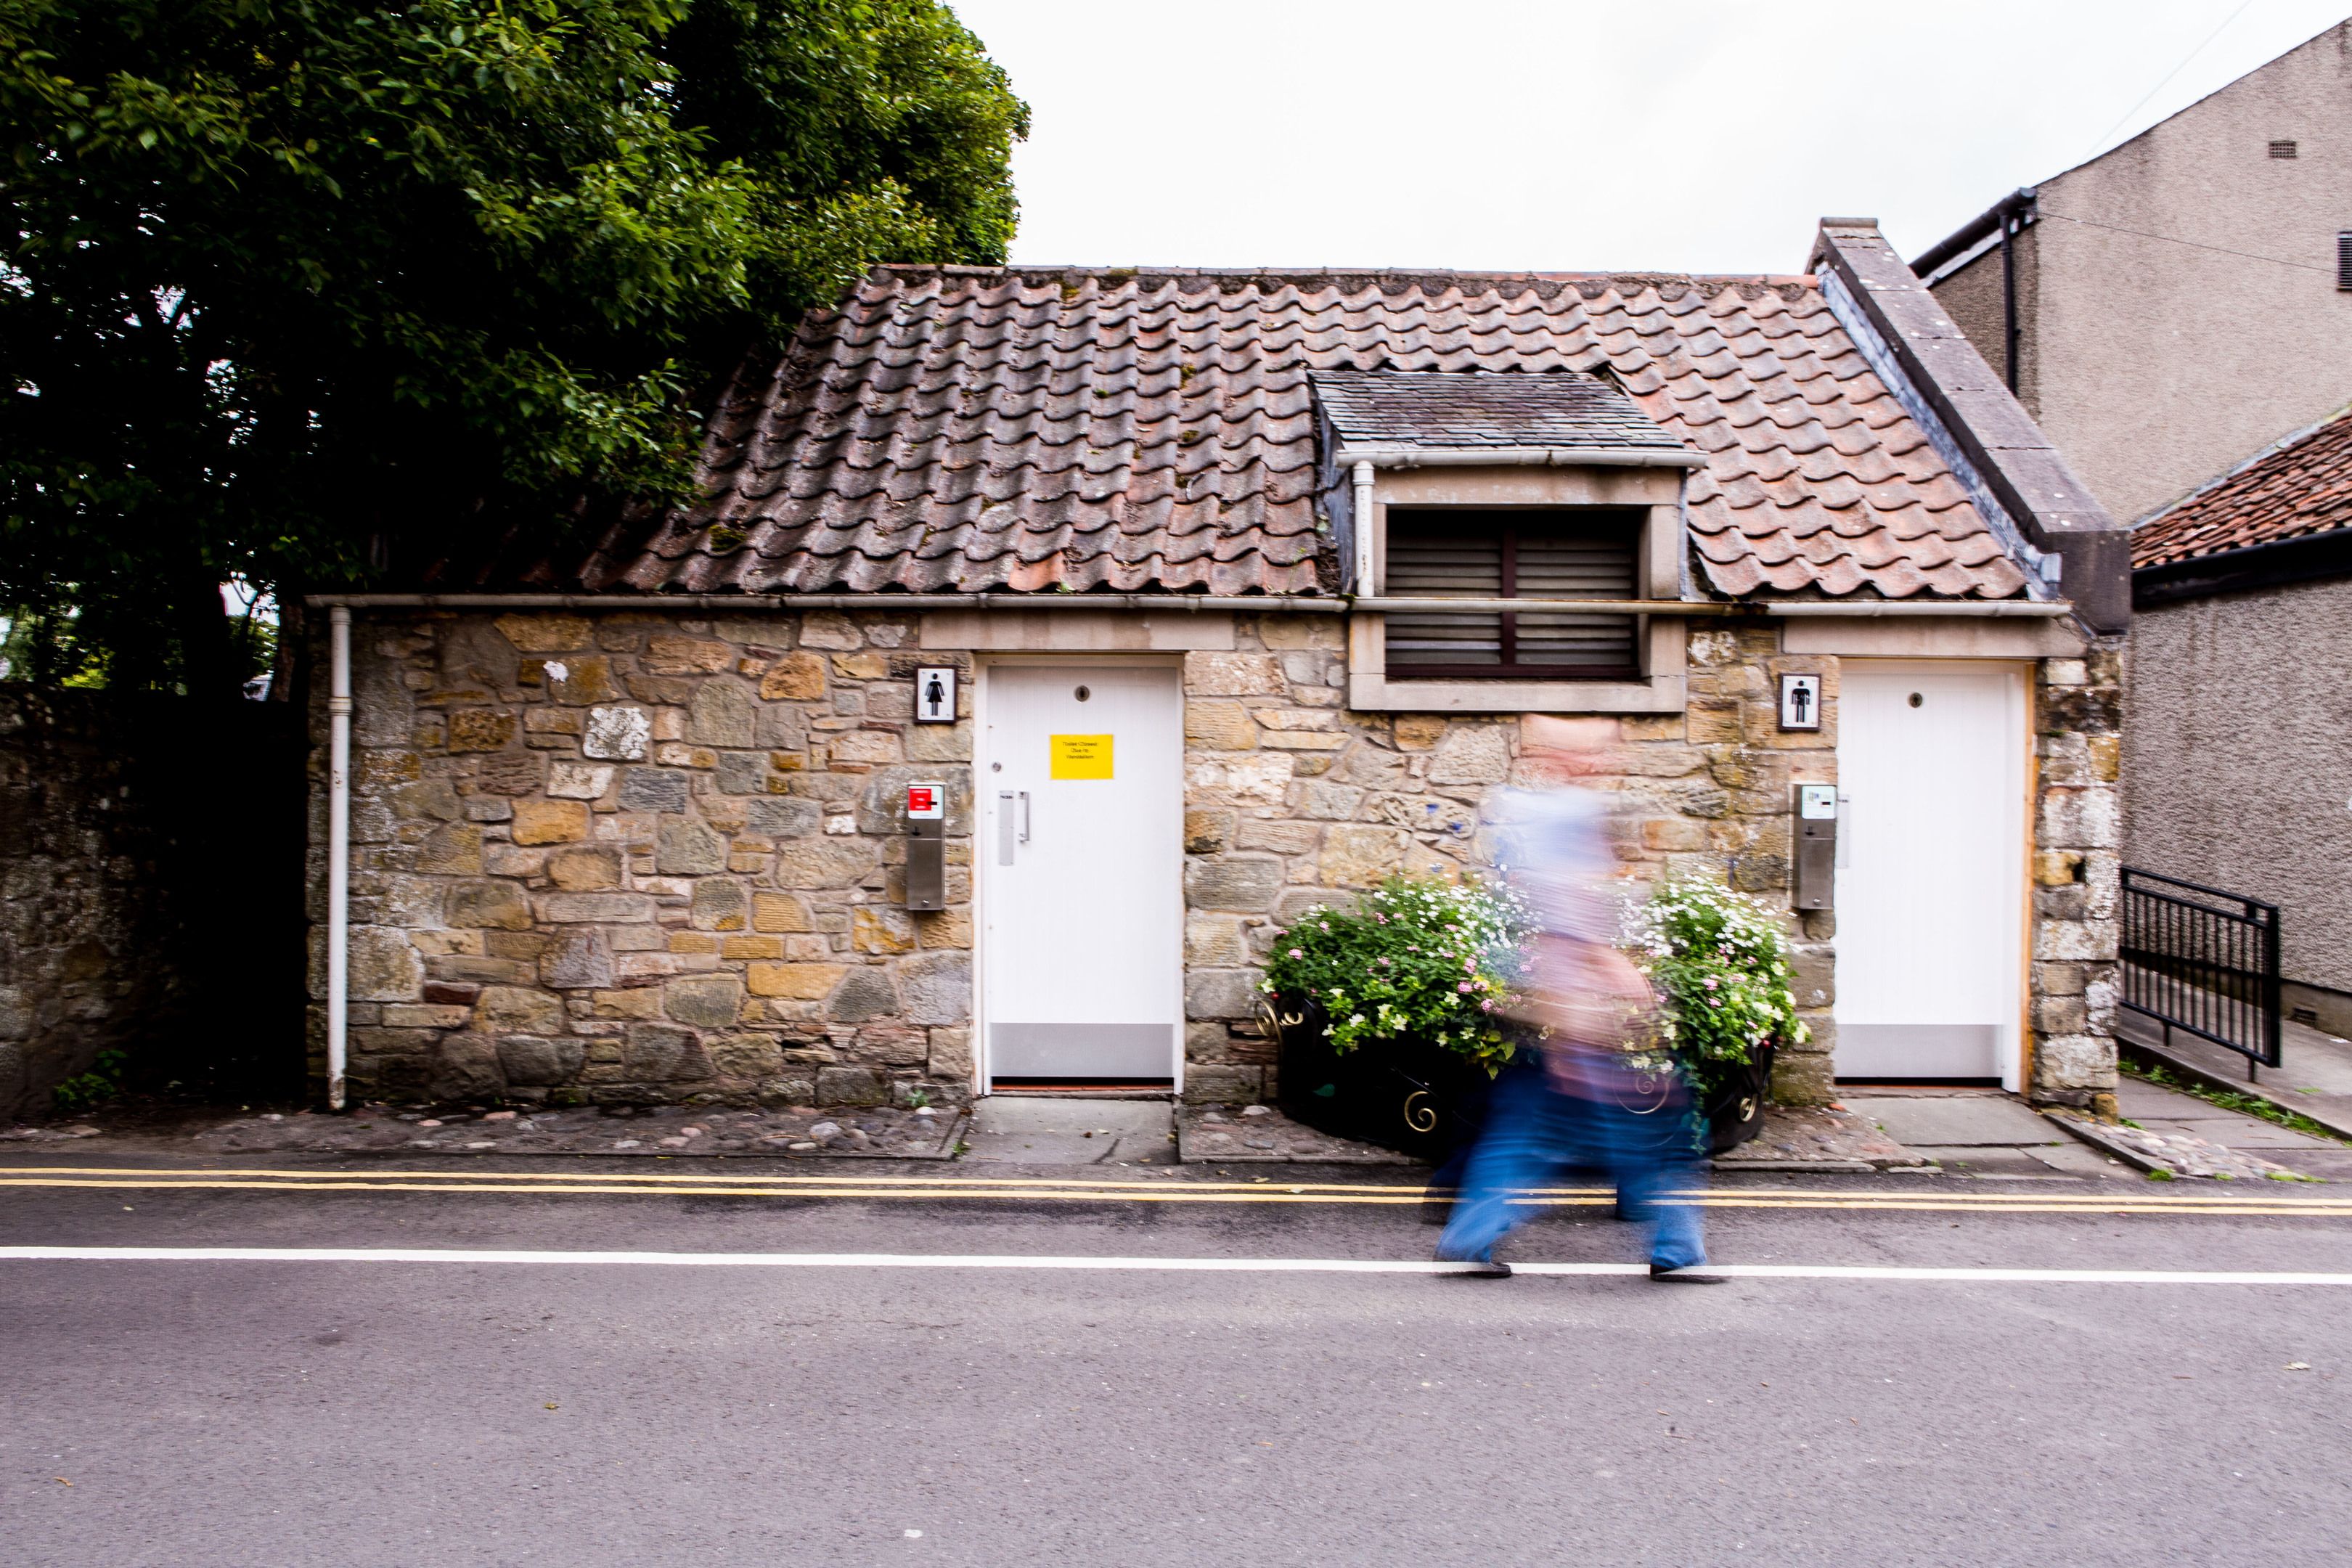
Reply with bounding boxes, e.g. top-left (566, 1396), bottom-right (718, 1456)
top-left (1834, 663), bottom-right (2027, 1087)
top-left (981, 664), bottom-right (1183, 1083)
